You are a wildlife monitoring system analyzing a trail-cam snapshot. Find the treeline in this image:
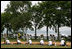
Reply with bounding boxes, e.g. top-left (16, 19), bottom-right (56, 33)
top-left (1, 1), bottom-right (71, 40)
